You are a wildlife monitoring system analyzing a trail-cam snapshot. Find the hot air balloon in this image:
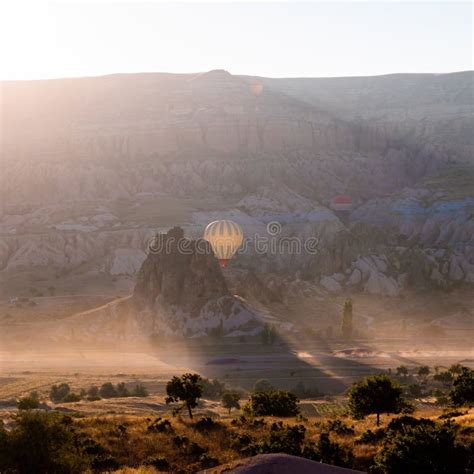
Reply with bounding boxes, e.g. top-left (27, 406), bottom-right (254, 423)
top-left (249, 83), bottom-right (263, 96)
top-left (330, 195), bottom-right (353, 212)
top-left (204, 220), bottom-right (244, 268)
